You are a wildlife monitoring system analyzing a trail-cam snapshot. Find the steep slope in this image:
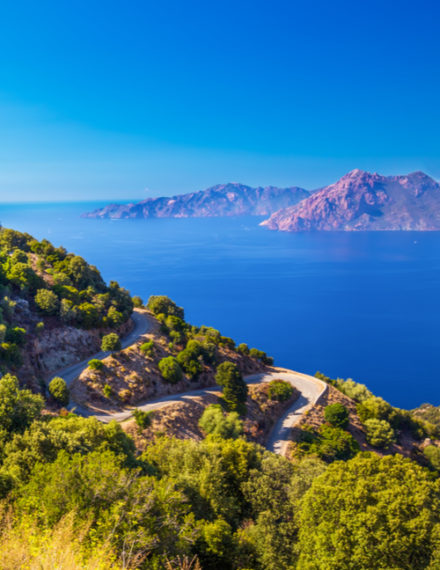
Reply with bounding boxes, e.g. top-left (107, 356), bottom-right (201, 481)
top-left (82, 182), bottom-right (310, 219)
top-left (261, 169), bottom-right (440, 231)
